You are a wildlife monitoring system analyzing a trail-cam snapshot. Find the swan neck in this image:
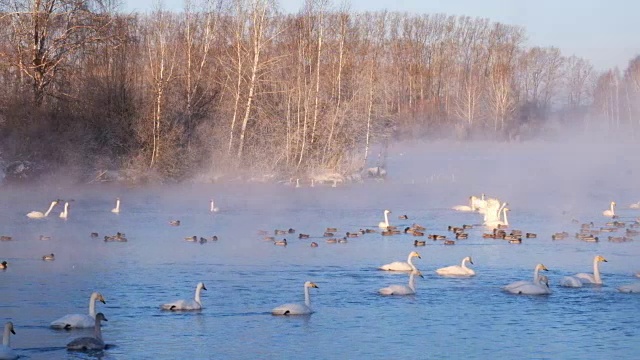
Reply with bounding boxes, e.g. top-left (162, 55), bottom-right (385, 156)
top-left (461, 258), bottom-right (468, 269)
top-left (384, 212), bottom-right (389, 226)
top-left (533, 266), bottom-right (541, 283)
top-left (3, 324), bottom-right (10, 347)
top-left (407, 254), bottom-right (416, 270)
top-left (44, 202), bottom-right (56, 217)
top-left (94, 318), bottom-right (103, 340)
top-left (409, 272), bottom-right (416, 292)
top-left (115, 200), bottom-right (120, 211)
top-left (304, 285), bottom-right (311, 307)
top-left (593, 258), bottom-right (602, 283)
top-left (89, 294), bottom-right (97, 317)
top-left (195, 286), bottom-right (202, 304)
top-left (503, 208), bottom-right (509, 225)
